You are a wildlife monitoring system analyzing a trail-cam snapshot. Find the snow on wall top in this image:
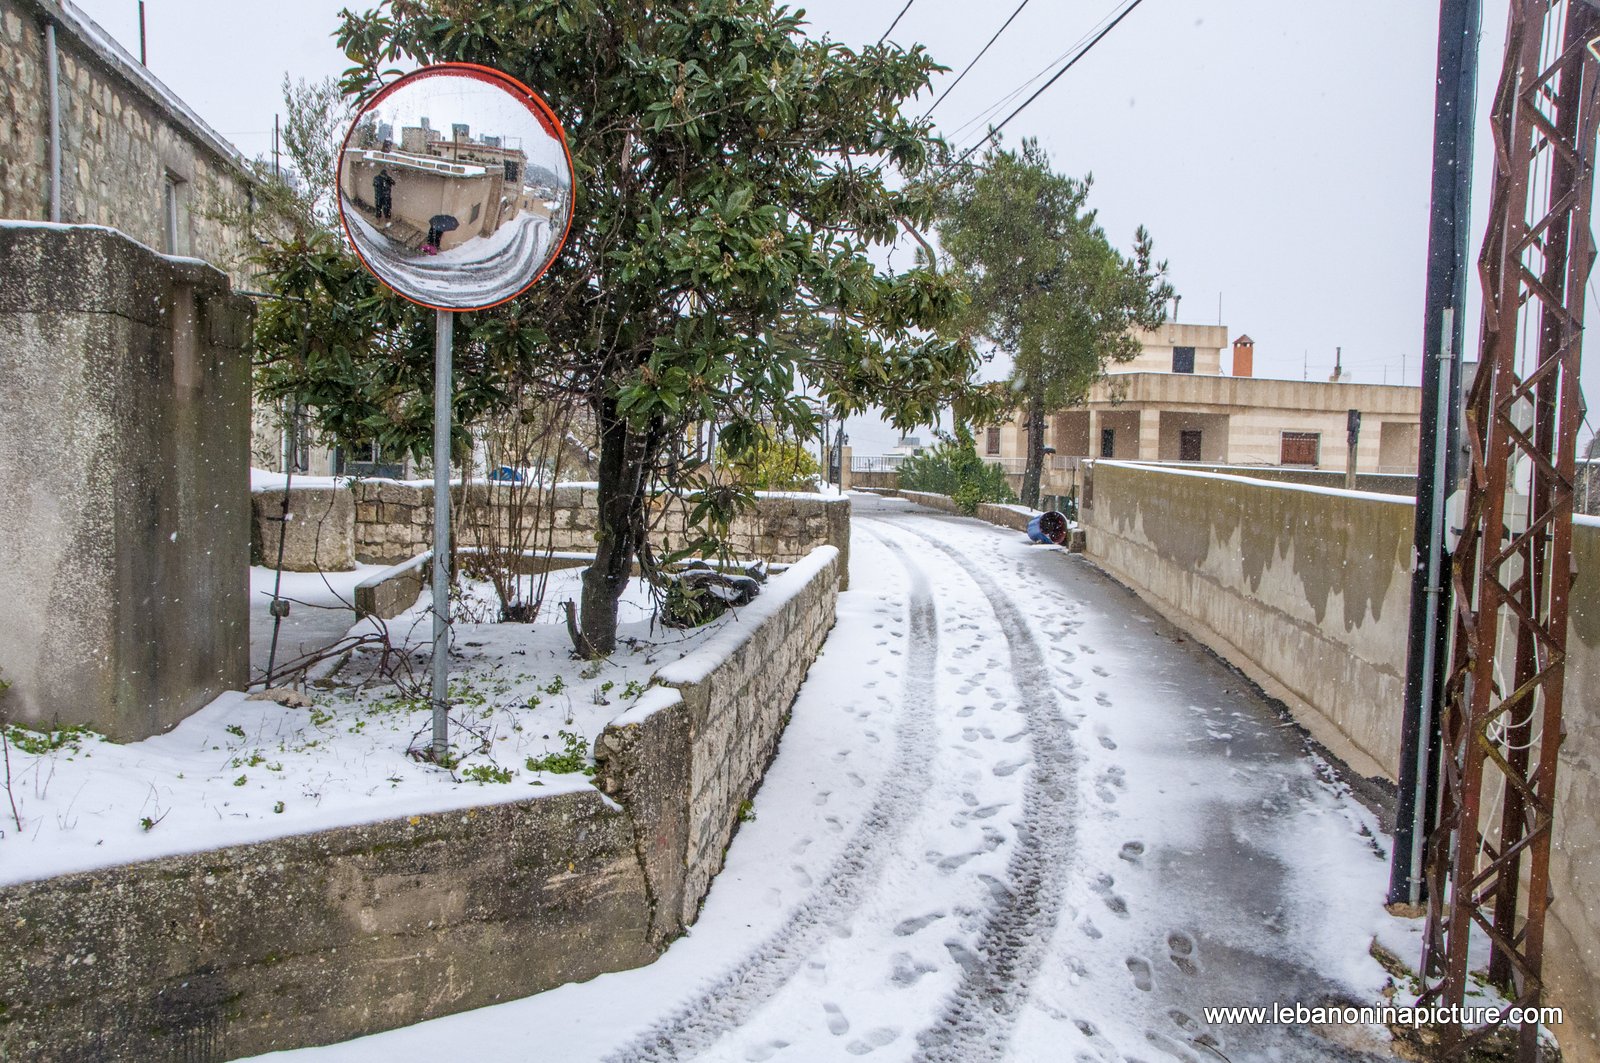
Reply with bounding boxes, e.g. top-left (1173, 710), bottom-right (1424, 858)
top-left (653, 545), bottom-right (839, 689)
top-left (1091, 460), bottom-right (1416, 505)
top-left (36, 0), bottom-right (258, 183)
